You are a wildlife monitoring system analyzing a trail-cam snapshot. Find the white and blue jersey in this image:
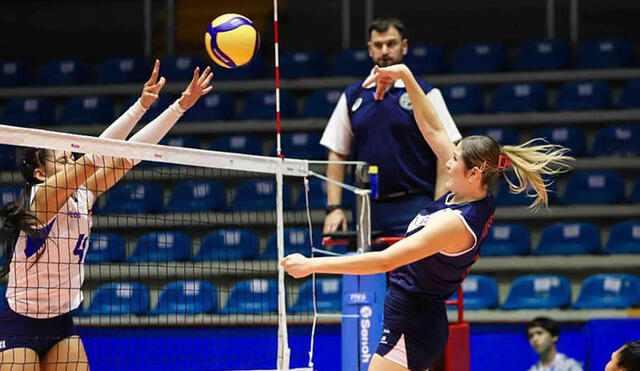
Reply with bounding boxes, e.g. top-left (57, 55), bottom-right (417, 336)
top-left (527, 353), bottom-right (584, 371)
